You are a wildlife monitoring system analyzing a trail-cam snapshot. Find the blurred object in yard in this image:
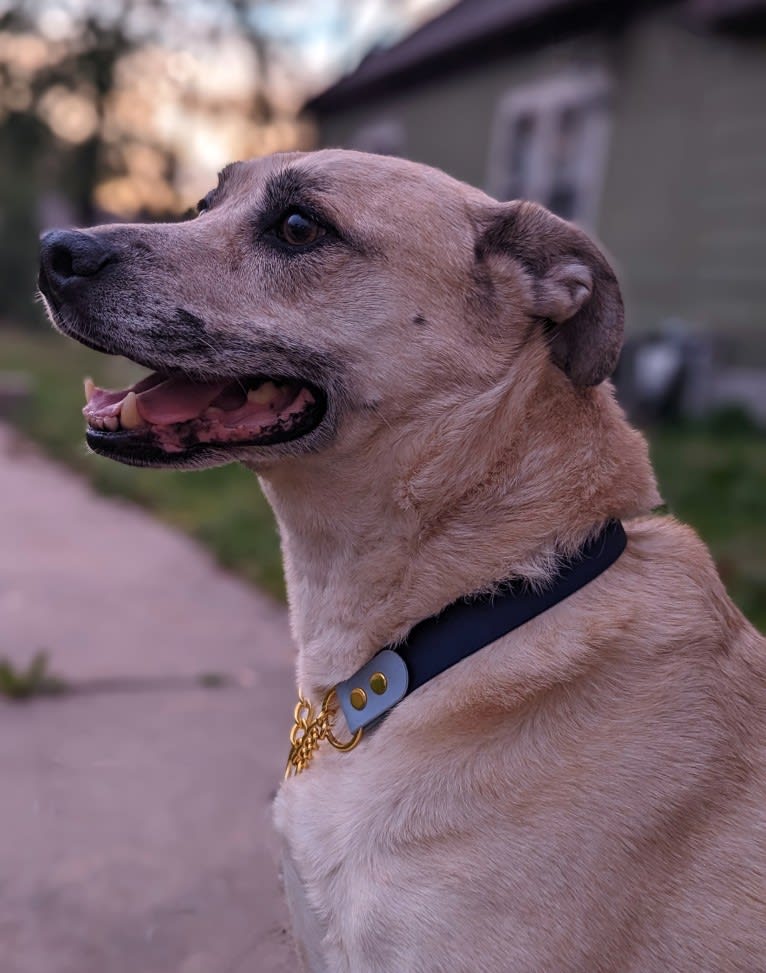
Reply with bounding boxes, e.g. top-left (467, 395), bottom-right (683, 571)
top-left (615, 320), bottom-right (709, 423)
top-left (616, 320), bottom-right (766, 426)
top-left (0, 370), bottom-right (33, 418)
top-left (632, 335), bottom-right (688, 416)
